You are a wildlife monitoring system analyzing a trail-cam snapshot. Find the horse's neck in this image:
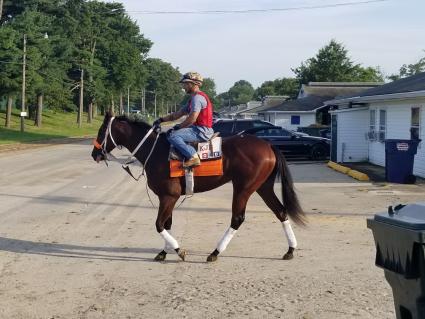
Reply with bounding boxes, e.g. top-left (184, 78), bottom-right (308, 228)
top-left (122, 125), bottom-right (156, 164)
